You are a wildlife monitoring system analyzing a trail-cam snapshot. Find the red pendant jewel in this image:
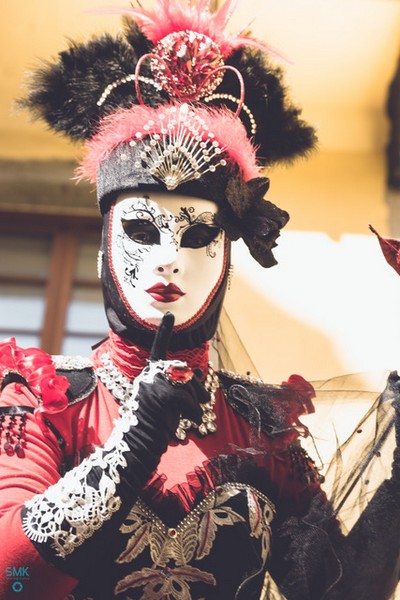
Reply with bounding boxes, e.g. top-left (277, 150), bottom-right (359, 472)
top-left (4, 441), bottom-right (14, 456)
top-left (165, 364), bottom-right (193, 385)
